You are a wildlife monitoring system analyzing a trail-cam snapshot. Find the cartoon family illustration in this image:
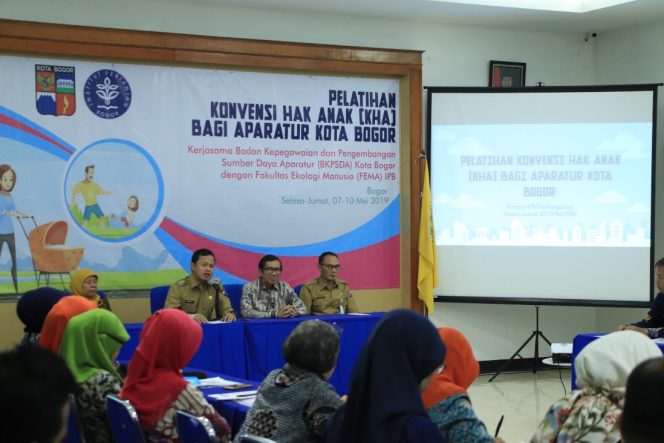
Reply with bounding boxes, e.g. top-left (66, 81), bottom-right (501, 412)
top-left (69, 164), bottom-right (141, 235)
